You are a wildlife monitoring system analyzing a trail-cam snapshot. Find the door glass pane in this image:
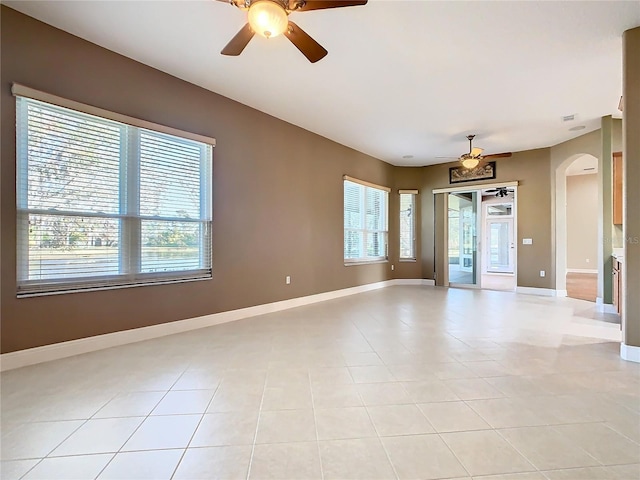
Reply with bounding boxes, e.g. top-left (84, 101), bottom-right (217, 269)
top-left (489, 222), bottom-right (509, 269)
top-left (487, 204), bottom-right (512, 216)
top-left (448, 192), bottom-right (477, 285)
top-left (487, 219), bottom-right (513, 273)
